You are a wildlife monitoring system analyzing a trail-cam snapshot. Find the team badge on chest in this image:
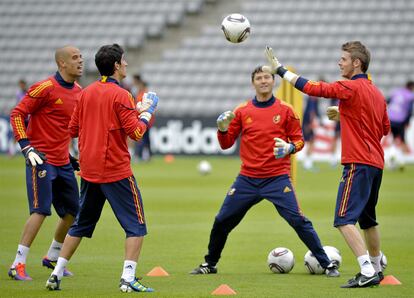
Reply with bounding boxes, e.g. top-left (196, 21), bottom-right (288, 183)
top-left (273, 115), bottom-right (281, 124)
